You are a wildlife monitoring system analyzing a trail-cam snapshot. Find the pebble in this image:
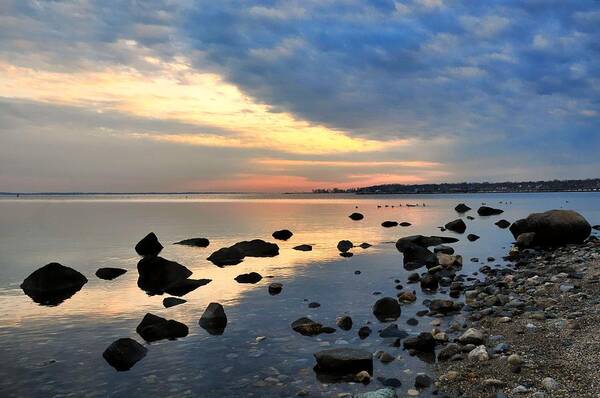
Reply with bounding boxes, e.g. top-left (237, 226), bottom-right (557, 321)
top-left (541, 377), bottom-right (558, 391)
